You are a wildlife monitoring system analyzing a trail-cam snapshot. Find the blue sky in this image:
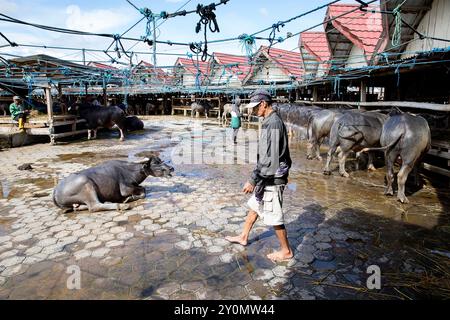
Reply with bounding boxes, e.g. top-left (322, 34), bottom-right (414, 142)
top-left (0, 0), bottom-right (365, 68)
